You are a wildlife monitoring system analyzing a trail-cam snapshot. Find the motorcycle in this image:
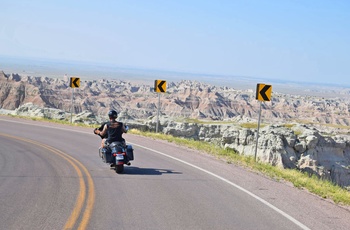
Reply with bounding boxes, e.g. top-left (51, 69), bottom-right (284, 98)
top-left (96, 125), bottom-right (134, 174)
top-left (99, 141), bottom-right (134, 173)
